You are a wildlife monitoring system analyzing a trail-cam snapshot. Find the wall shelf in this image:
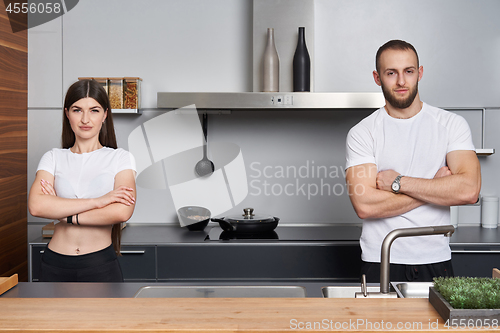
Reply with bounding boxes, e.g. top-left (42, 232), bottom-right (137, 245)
top-left (112, 109), bottom-right (141, 114)
top-left (475, 148), bottom-right (495, 156)
top-left (157, 92), bottom-right (385, 110)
